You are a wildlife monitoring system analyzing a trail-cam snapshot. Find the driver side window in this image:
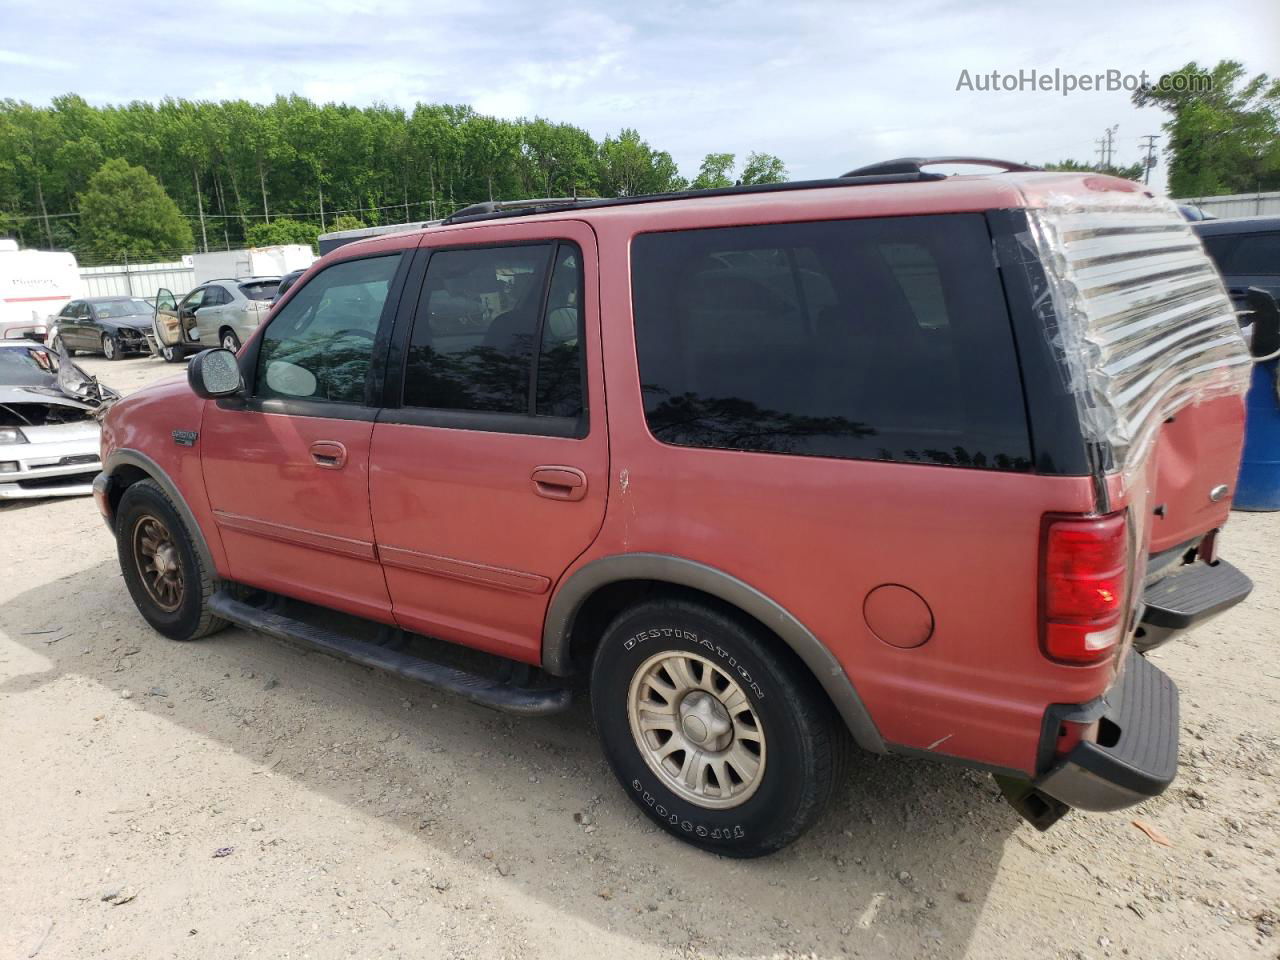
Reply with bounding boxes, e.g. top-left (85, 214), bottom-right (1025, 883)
top-left (254, 254), bottom-right (402, 405)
